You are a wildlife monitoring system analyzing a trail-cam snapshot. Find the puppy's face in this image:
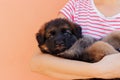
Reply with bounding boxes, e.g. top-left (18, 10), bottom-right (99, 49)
top-left (36, 18), bottom-right (82, 55)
